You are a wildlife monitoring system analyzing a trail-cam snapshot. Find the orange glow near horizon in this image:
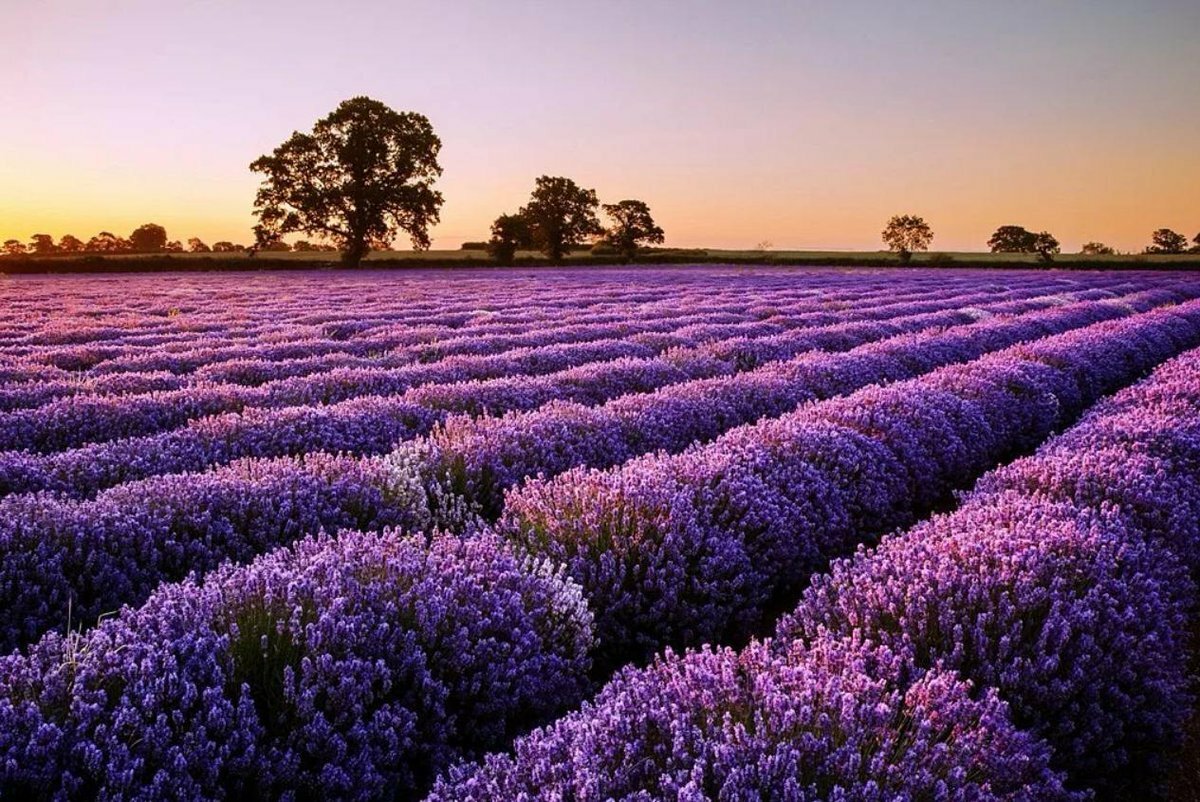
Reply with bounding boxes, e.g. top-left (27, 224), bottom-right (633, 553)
top-left (3, 2), bottom-right (1198, 255)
